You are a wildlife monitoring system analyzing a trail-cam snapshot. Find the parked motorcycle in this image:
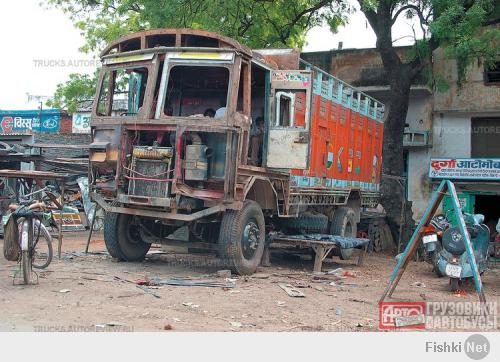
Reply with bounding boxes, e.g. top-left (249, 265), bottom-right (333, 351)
top-left (434, 213), bottom-right (490, 291)
top-left (422, 214), bottom-right (450, 269)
